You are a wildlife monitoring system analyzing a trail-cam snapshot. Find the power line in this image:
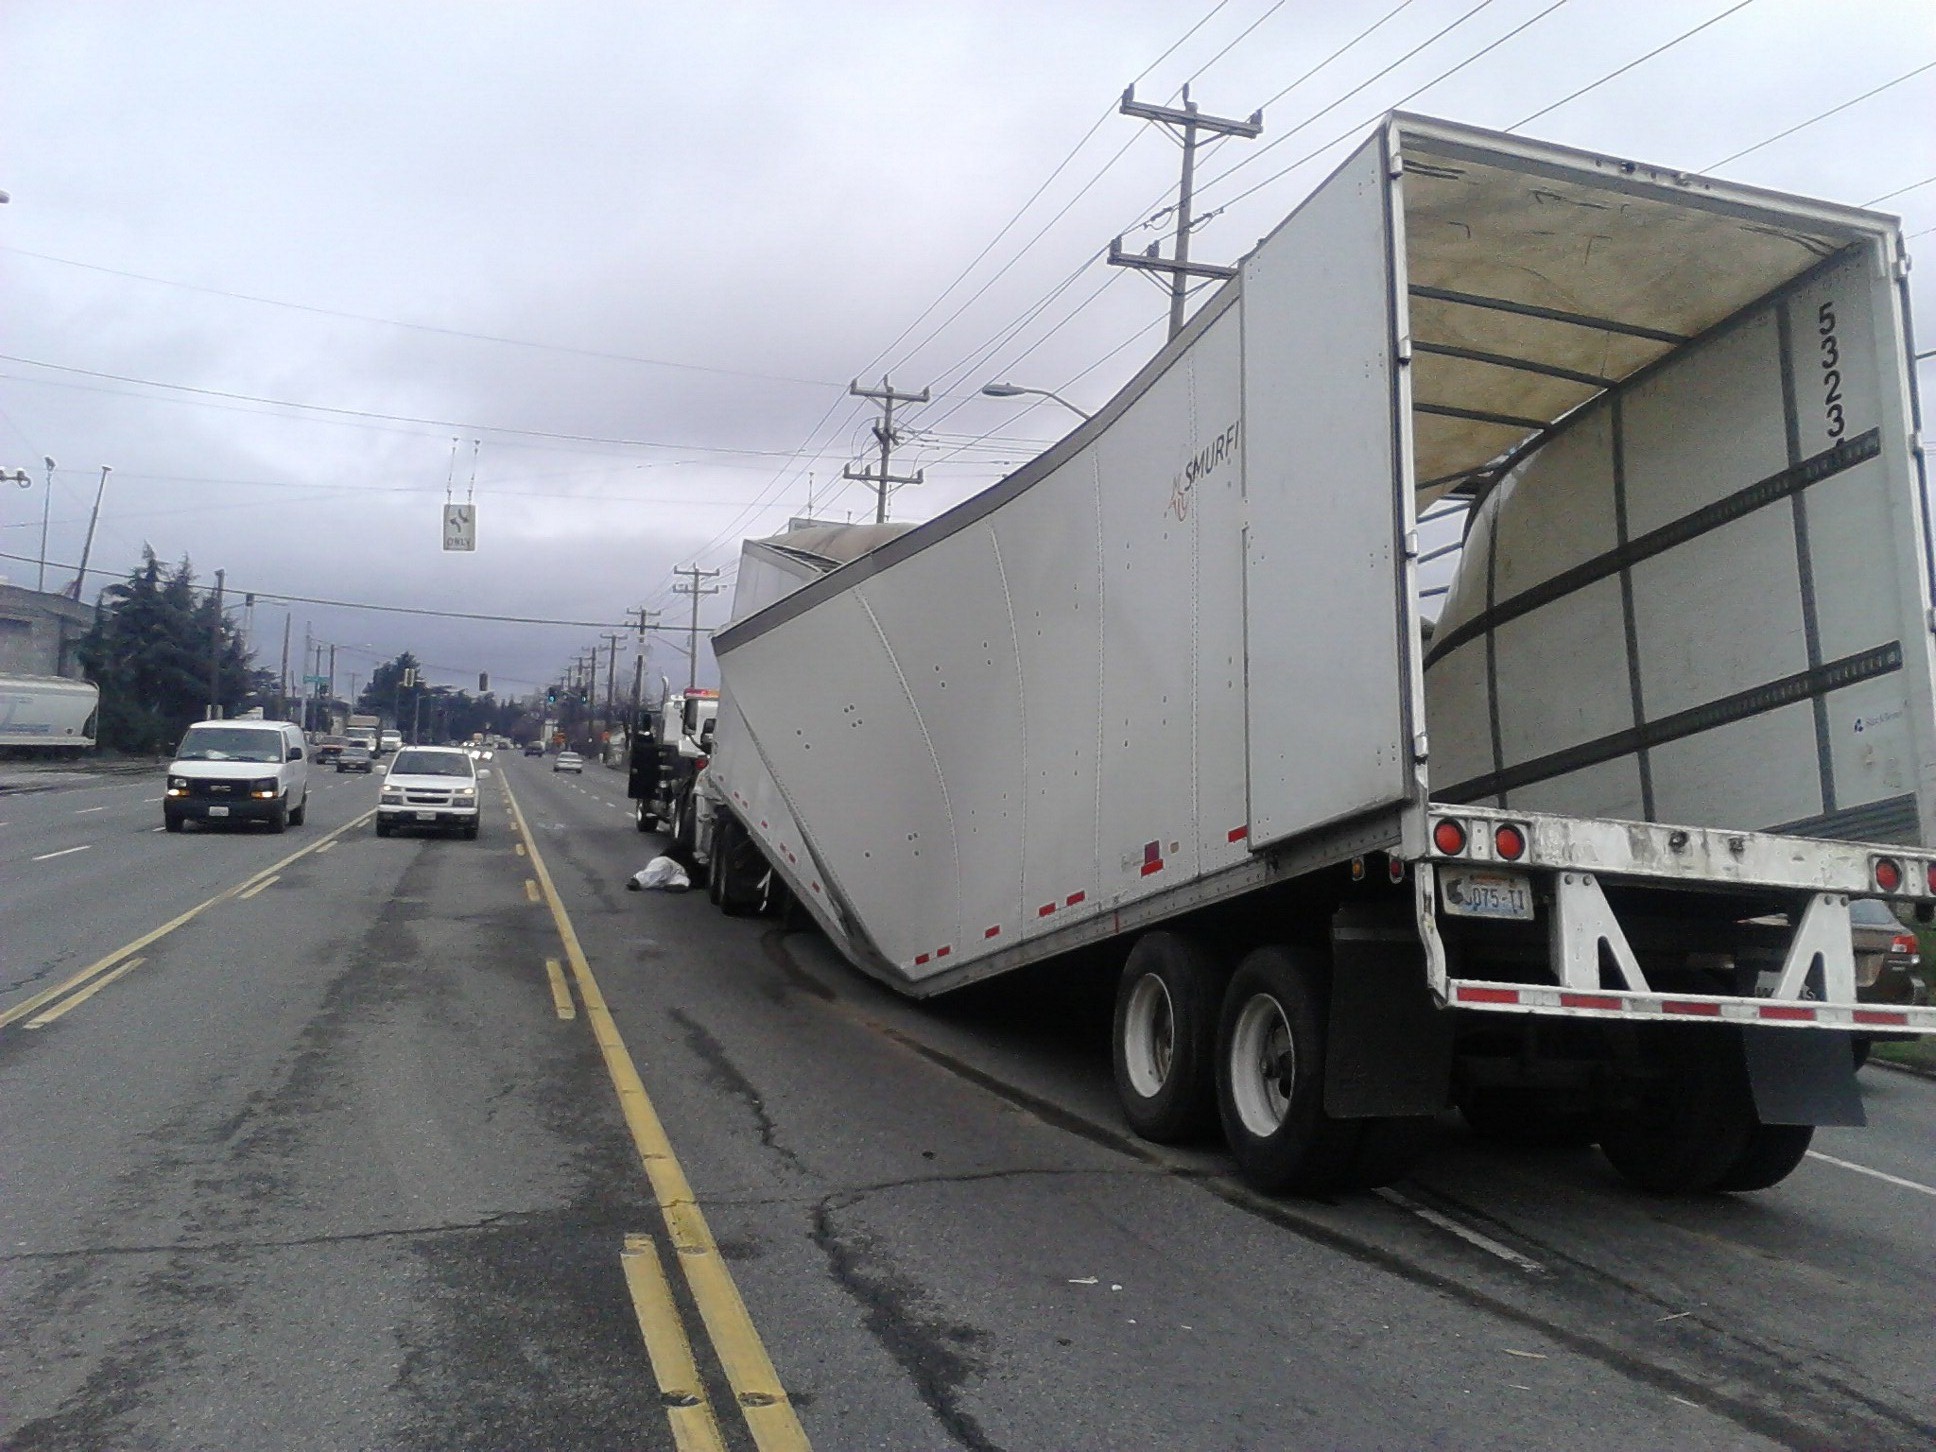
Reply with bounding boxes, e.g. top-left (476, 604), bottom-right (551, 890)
top-left (0, 546), bottom-right (636, 629)
top-left (1193, 0), bottom-right (1504, 198)
top-left (1186, 0), bottom-right (1291, 85)
top-left (1509, 0), bottom-right (1761, 131)
top-left (0, 245), bottom-right (840, 391)
top-left (1865, 174), bottom-right (1936, 208)
top-left (1202, 0), bottom-right (1576, 217)
top-left (1709, 59), bottom-right (1936, 169)
top-left (0, 353), bottom-right (852, 460)
top-left (1252, 0), bottom-right (1426, 114)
